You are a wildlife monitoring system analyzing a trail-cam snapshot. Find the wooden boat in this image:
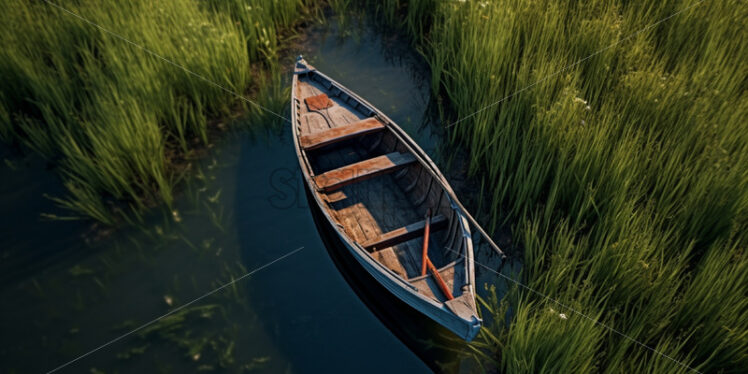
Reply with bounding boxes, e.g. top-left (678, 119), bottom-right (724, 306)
top-left (305, 183), bottom-right (466, 372)
top-left (291, 56), bottom-right (501, 341)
